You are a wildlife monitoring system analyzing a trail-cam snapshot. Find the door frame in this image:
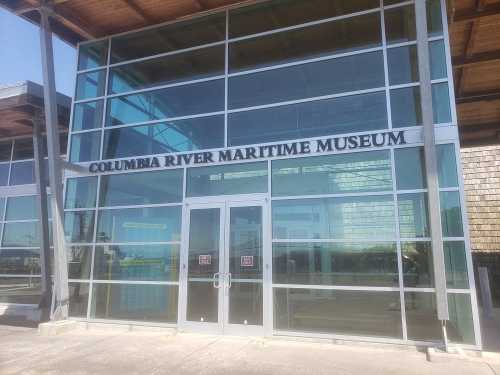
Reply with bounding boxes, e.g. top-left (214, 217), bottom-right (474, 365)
top-left (178, 194), bottom-right (272, 336)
